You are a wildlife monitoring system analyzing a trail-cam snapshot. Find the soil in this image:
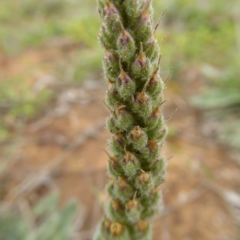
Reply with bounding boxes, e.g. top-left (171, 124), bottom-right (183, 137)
top-left (1, 46), bottom-right (239, 240)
